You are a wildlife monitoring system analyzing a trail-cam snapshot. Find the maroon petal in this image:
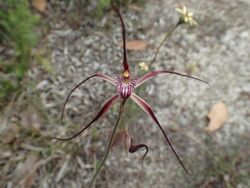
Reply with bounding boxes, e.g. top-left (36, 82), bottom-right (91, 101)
top-left (129, 139), bottom-right (149, 162)
top-left (112, 5), bottom-right (130, 72)
top-left (131, 93), bottom-right (191, 174)
top-left (60, 73), bottom-right (115, 122)
top-left (135, 70), bottom-right (209, 88)
top-left (54, 94), bottom-right (119, 141)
